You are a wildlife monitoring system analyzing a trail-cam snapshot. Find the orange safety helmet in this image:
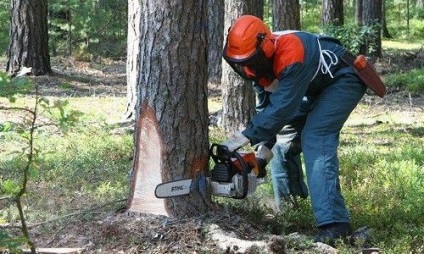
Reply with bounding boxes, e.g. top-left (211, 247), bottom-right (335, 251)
top-left (223, 15), bottom-right (275, 61)
top-left (223, 15), bottom-right (276, 87)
